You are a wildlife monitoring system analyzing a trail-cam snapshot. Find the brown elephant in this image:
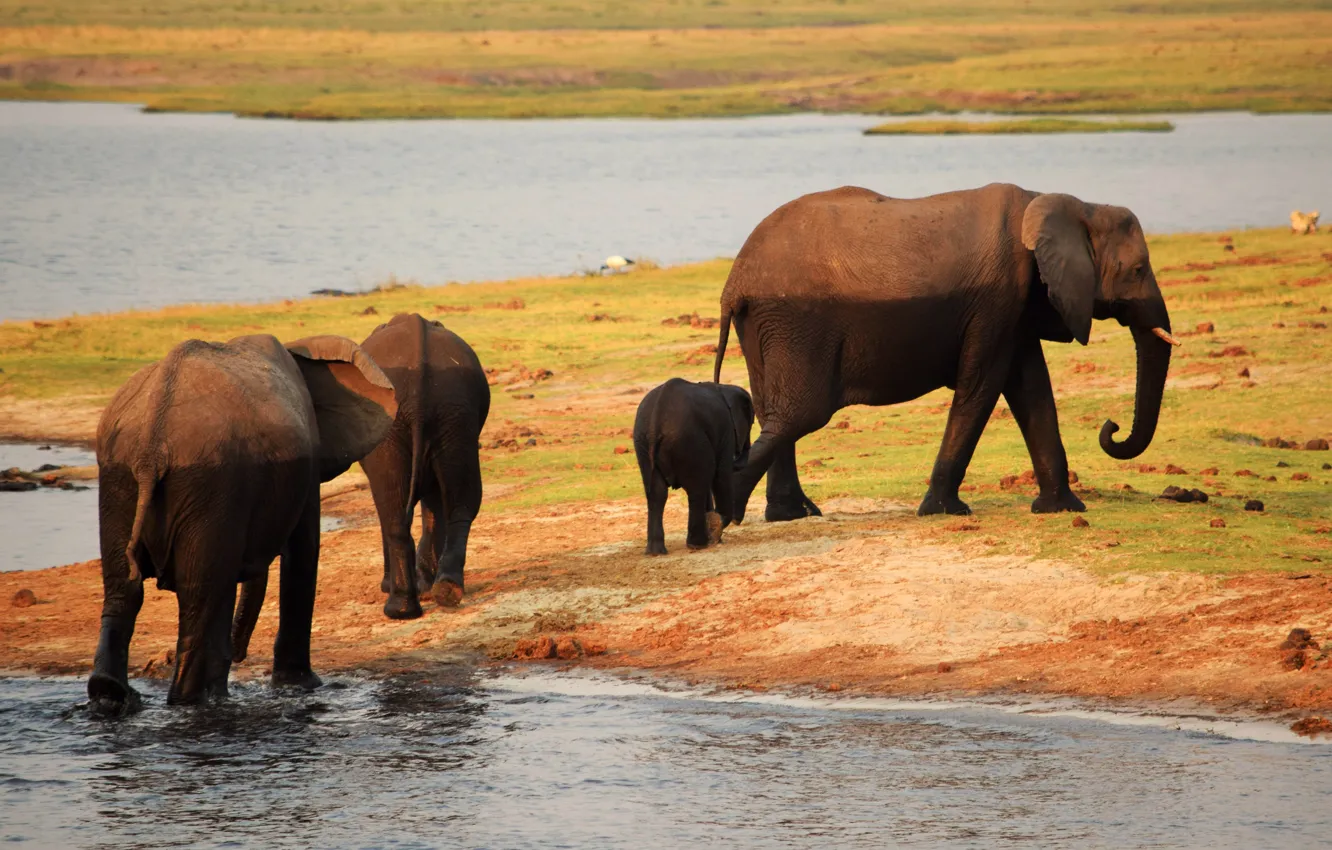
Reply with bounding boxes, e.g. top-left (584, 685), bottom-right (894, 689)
top-left (713, 183), bottom-right (1178, 521)
top-left (90, 334), bottom-right (397, 712)
top-left (359, 314), bottom-right (490, 620)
